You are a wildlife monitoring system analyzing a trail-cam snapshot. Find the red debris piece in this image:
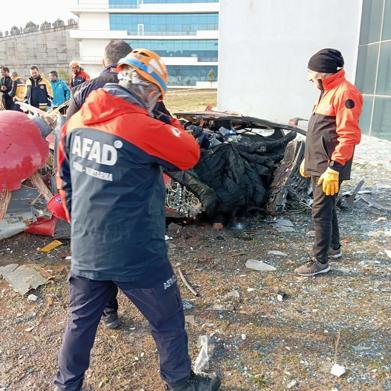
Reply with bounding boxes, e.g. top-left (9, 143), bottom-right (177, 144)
top-left (0, 111), bottom-right (49, 192)
top-left (25, 216), bottom-right (57, 237)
